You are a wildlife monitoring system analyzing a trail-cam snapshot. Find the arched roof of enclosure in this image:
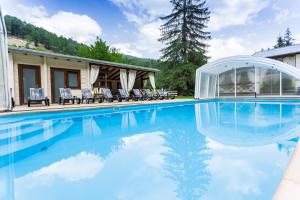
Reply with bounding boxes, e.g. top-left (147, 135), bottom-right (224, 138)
top-left (196, 55), bottom-right (300, 78)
